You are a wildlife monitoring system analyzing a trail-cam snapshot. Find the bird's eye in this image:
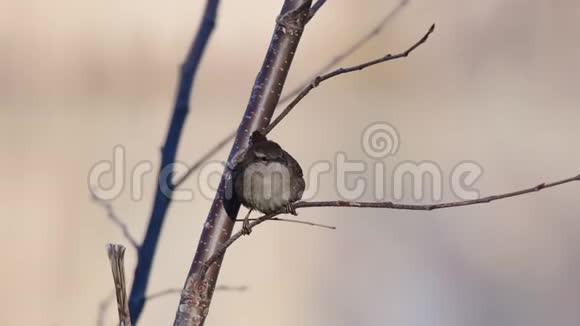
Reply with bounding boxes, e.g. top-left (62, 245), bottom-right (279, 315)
top-left (255, 152), bottom-right (268, 161)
